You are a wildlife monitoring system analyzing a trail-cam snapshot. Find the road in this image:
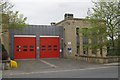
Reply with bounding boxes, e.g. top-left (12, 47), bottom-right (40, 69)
top-left (3, 66), bottom-right (118, 78)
